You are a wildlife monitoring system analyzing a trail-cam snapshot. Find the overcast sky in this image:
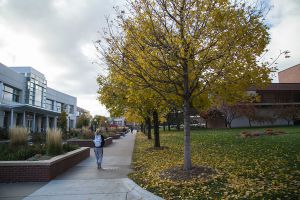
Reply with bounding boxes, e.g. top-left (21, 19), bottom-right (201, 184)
top-left (0, 0), bottom-right (299, 116)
